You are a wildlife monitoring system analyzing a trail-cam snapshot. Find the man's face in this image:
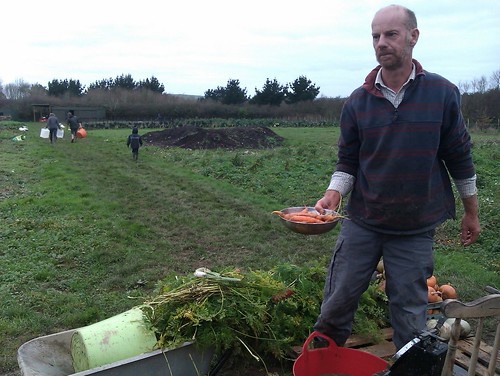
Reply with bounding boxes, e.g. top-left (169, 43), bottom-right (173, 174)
top-left (371, 8), bottom-right (417, 70)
